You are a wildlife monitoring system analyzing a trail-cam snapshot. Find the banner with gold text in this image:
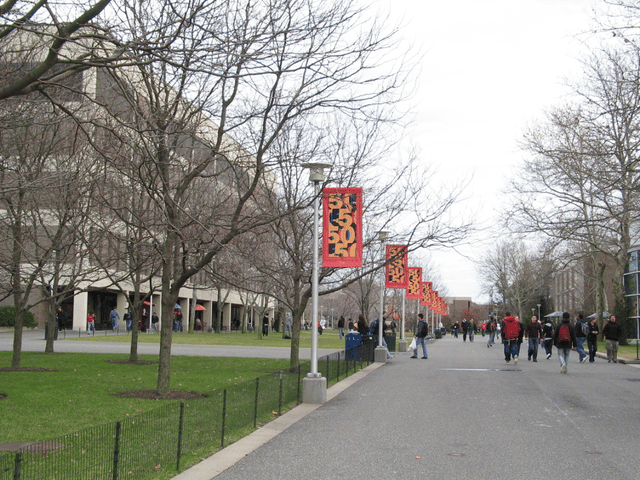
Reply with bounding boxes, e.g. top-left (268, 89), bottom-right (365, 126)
top-left (421, 281), bottom-right (433, 307)
top-left (385, 245), bottom-right (409, 289)
top-left (406, 267), bottom-right (422, 299)
top-left (322, 188), bottom-right (363, 268)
